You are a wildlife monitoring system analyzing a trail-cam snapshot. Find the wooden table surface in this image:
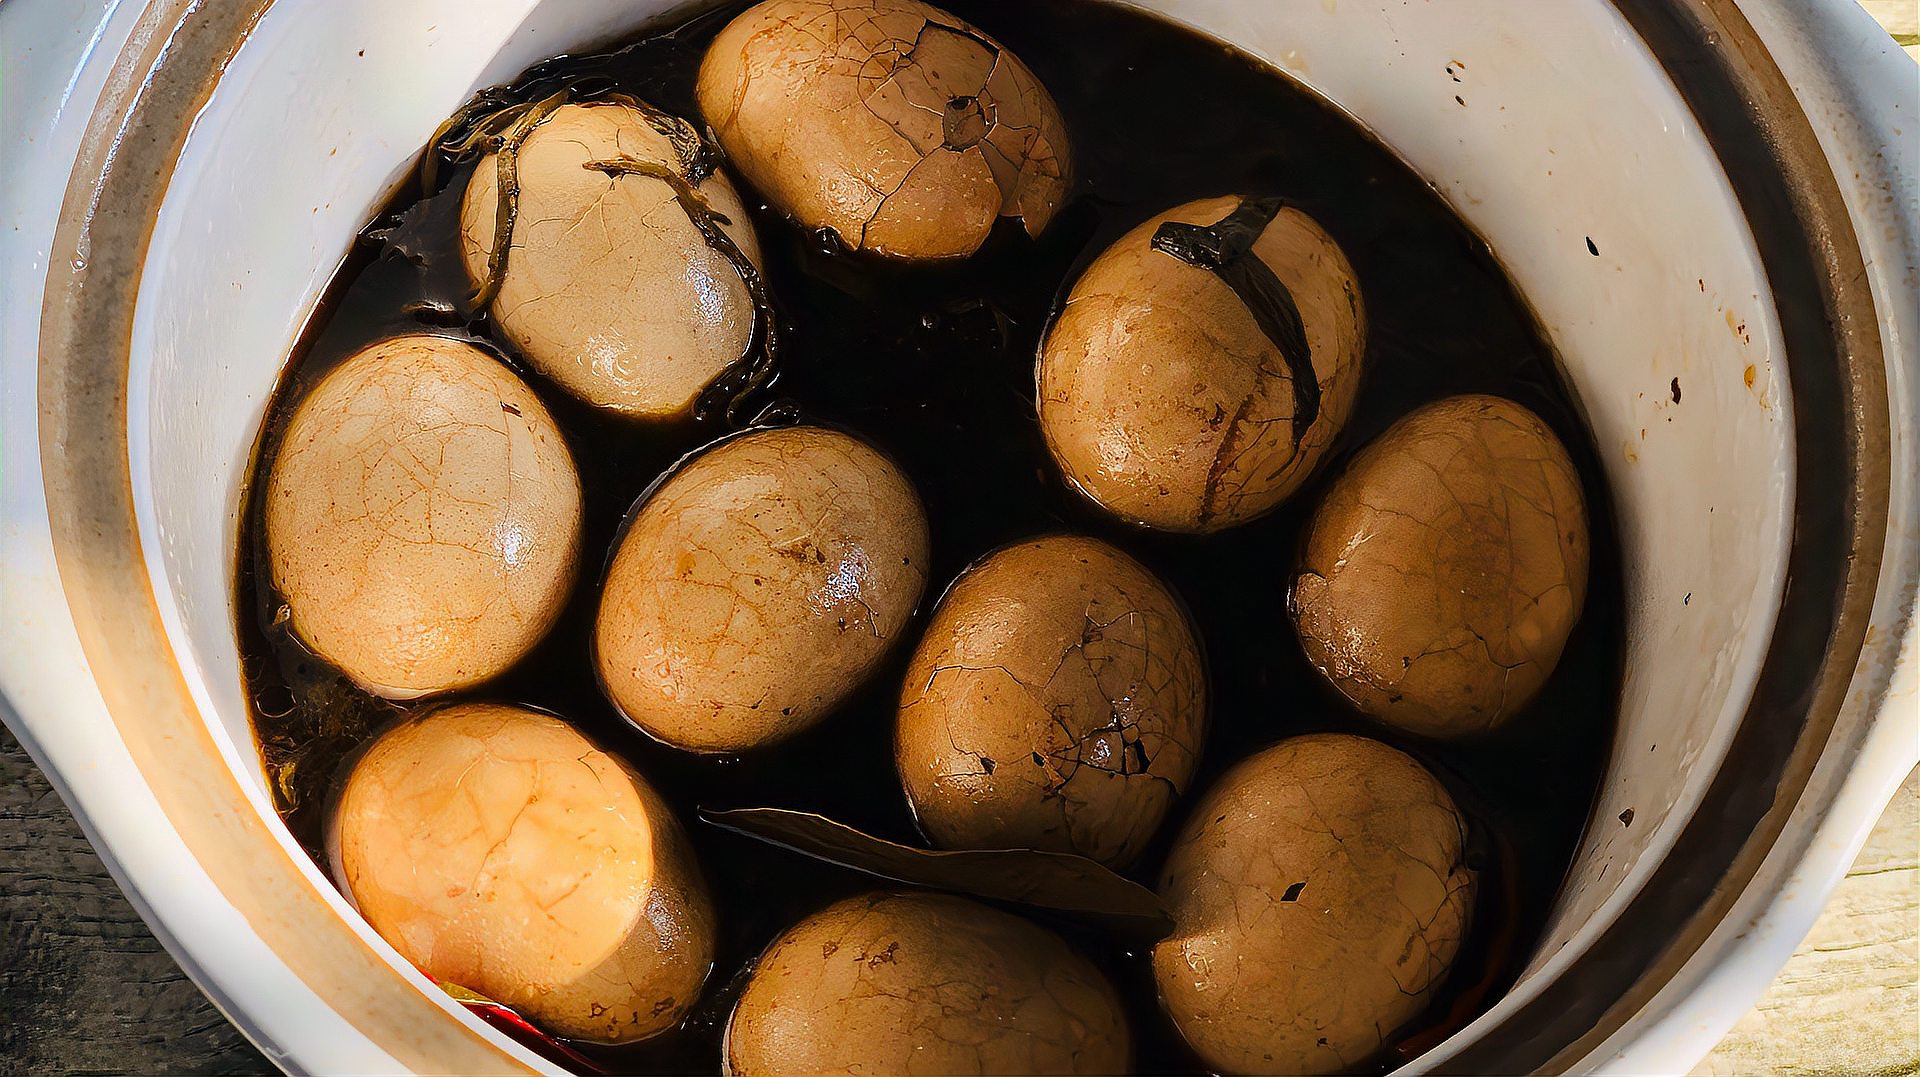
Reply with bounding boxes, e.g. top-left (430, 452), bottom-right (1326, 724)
top-left (2, 728), bottom-right (267, 1075)
top-left (1692, 767), bottom-right (1919, 1077)
top-left (3, 721), bottom-right (1915, 1075)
